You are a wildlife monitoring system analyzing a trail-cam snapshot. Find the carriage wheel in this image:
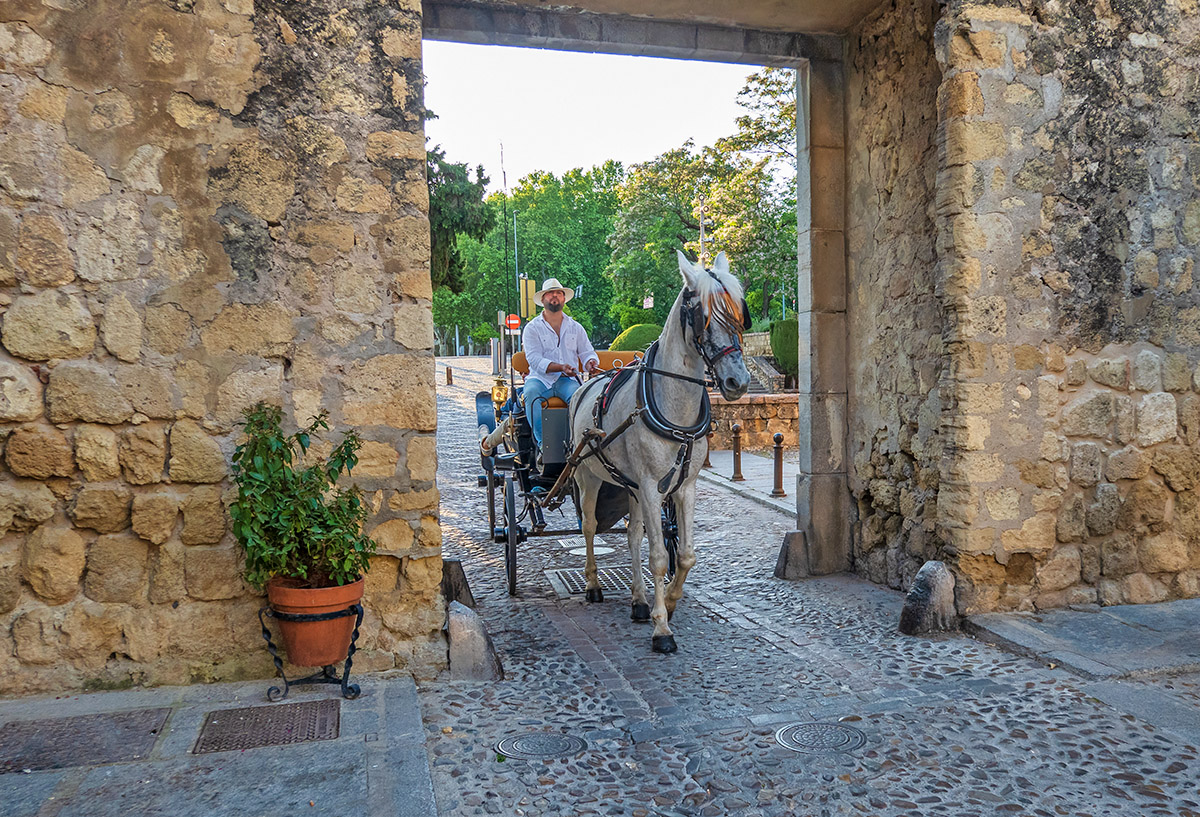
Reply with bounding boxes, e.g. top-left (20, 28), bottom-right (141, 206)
top-left (486, 471), bottom-right (497, 538)
top-left (661, 500), bottom-right (678, 580)
top-left (504, 475), bottom-right (519, 596)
